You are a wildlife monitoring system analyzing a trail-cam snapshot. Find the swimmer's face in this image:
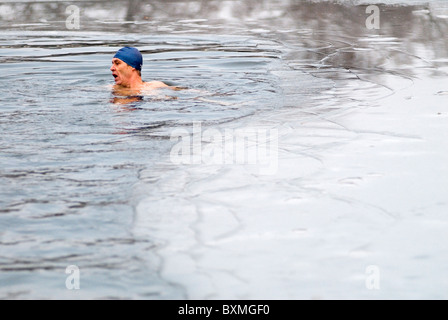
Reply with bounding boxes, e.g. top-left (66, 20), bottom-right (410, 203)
top-left (111, 58), bottom-right (134, 86)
